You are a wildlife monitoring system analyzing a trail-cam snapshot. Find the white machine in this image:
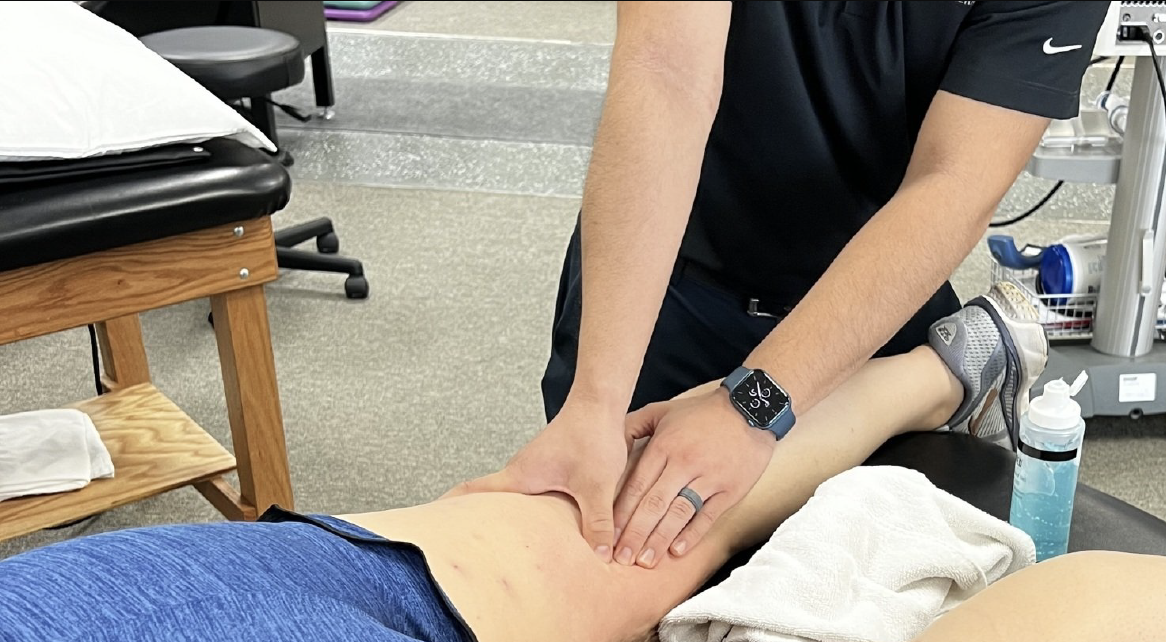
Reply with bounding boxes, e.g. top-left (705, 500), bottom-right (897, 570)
top-left (1024, 2), bottom-right (1166, 418)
